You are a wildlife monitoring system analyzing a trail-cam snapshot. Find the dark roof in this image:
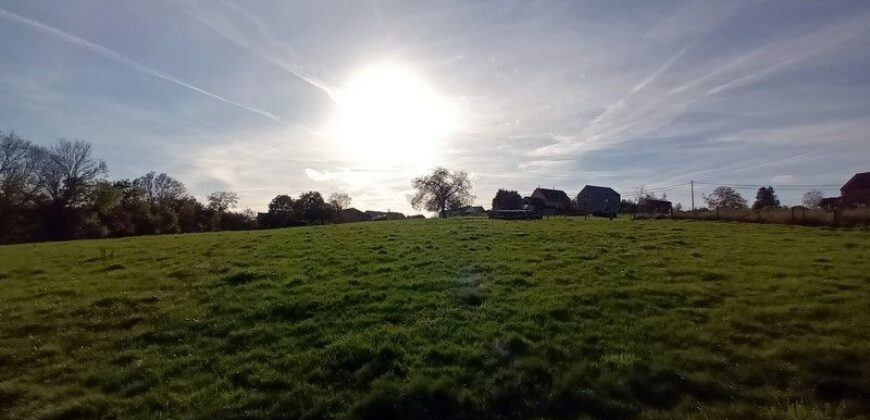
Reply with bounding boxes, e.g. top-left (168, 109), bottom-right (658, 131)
top-left (580, 185), bottom-right (619, 196)
top-left (842, 172), bottom-right (870, 192)
top-left (639, 198), bottom-right (672, 205)
top-left (533, 188), bottom-right (570, 202)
